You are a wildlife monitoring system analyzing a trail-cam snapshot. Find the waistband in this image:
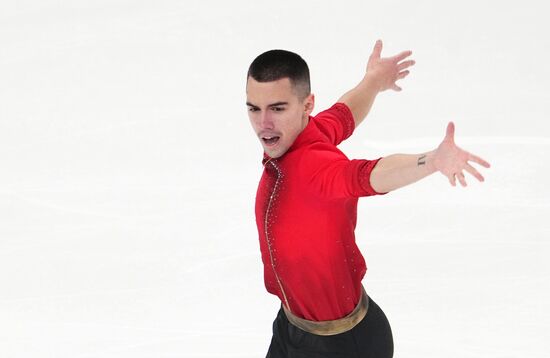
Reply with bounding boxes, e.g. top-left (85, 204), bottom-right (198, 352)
top-left (282, 286), bottom-right (369, 336)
